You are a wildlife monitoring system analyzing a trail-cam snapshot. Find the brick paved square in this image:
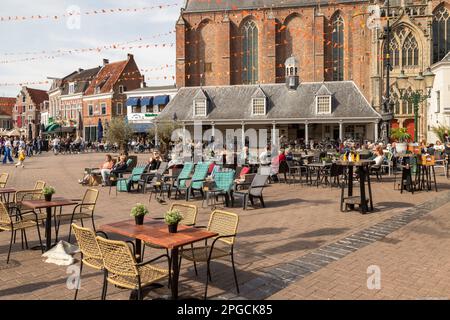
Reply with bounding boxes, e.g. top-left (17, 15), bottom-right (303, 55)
top-left (0, 152), bottom-right (449, 300)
